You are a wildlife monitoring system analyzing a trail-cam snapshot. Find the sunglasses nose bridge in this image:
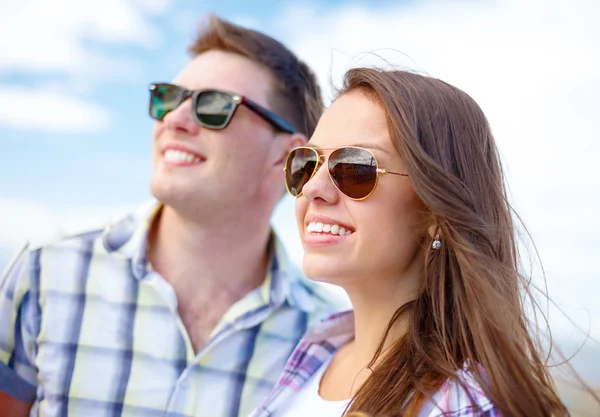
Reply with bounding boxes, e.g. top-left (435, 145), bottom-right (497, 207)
top-left (180, 89), bottom-right (195, 106)
top-left (298, 151), bottom-right (340, 203)
top-left (310, 154), bottom-right (330, 181)
top-left (163, 89), bottom-right (194, 116)
top-left (316, 154), bottom-right (327, 170)
top-left (309, 151), bottom-right (345, 191)
top-left (160, 90), bottom-right (201, 134)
